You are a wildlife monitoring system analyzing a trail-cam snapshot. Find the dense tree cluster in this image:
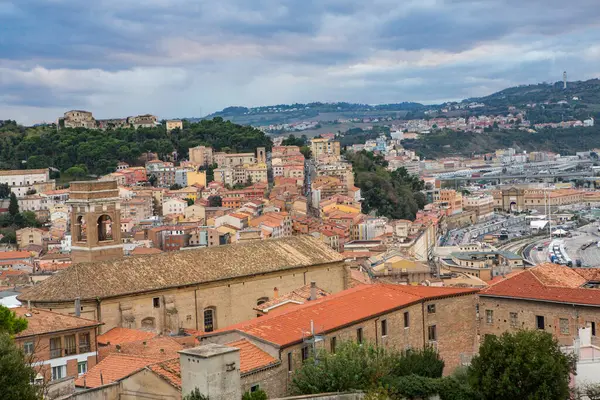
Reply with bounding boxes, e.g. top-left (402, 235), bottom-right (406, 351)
top-left (292, 330), bottom-right (575, 400)
top-left (346, 150), bottom-right (426, 220)
top-left (0, 118), bottom-right (272, 175)
top-left (0, 194), bottom-right (44, 243)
